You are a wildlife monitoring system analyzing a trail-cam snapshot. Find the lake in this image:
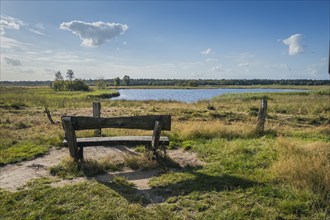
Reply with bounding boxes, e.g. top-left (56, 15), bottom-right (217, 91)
top-left (111, 88), bottom-right (306, 103)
